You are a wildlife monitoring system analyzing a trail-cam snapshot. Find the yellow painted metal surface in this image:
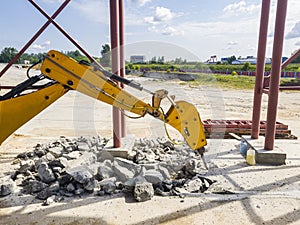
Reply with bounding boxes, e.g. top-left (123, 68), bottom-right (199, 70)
top-left (0, 83), bottom-right (67, 145)
top-left (165, 101), bottom-right (207, 150)
top-left (40, 50), bottom-right (206, 150)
